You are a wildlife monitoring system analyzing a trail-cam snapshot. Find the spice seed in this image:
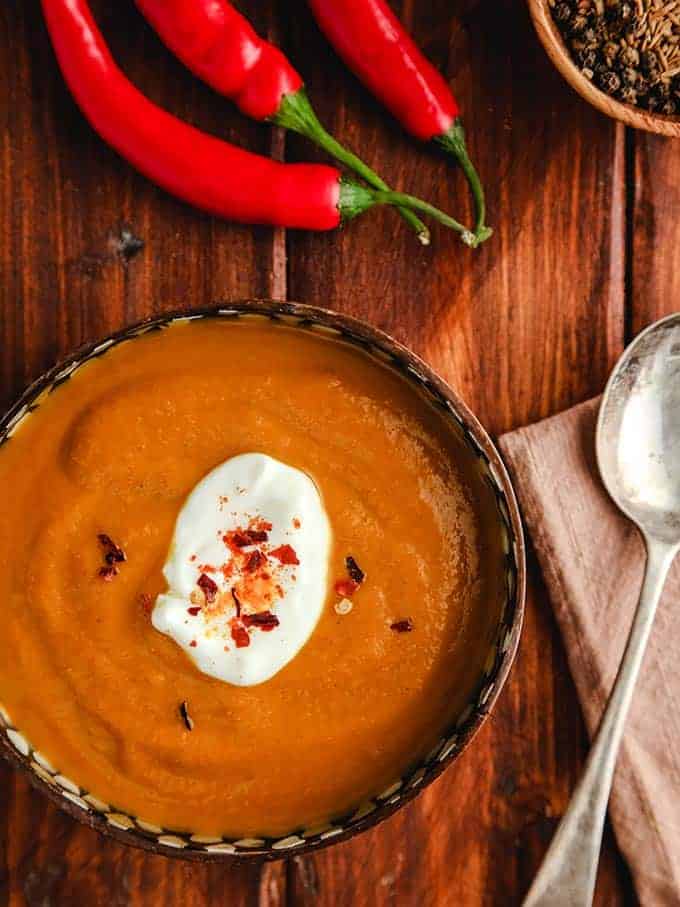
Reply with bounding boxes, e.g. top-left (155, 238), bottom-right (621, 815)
top-left (335, 598), bottom-right (353, 615)
top-left (550, 0), bottom-right (680, 115)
